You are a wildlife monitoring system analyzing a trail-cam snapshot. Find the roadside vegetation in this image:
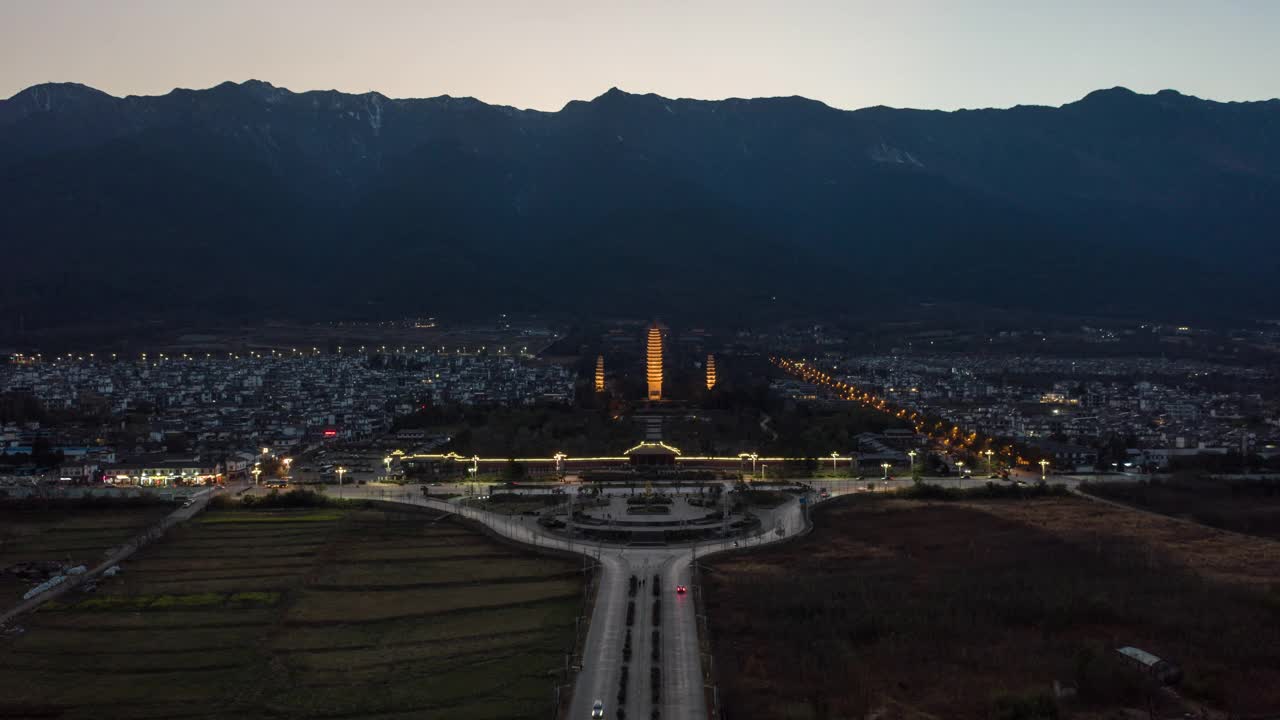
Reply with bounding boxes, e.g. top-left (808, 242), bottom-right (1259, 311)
top-left (0, 505), bottom-right (586, 719)
top-left (704, 494), bottom-right (1280, 719)
top-left (733, 489), bottom-right (792, 508)
top-left (207, 487), bottom-right (357, 510)
top-left (894, 480), bottom-right (1071, 501)
top-left (470, 492), bottom-right (565, 516)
